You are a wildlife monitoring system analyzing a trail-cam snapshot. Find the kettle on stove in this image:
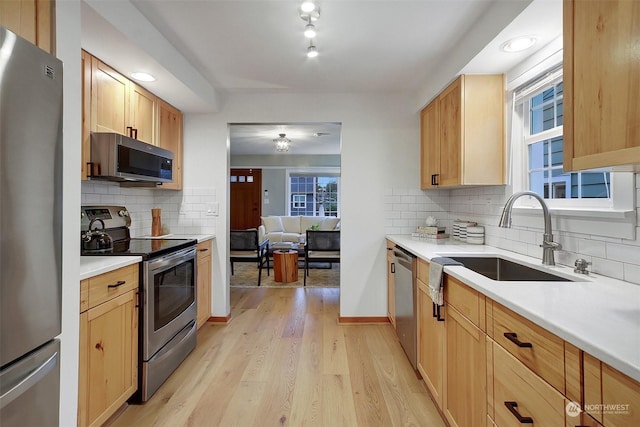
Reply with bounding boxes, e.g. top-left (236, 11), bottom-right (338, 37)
top-left (81, 218), bottom-right (113, 253)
